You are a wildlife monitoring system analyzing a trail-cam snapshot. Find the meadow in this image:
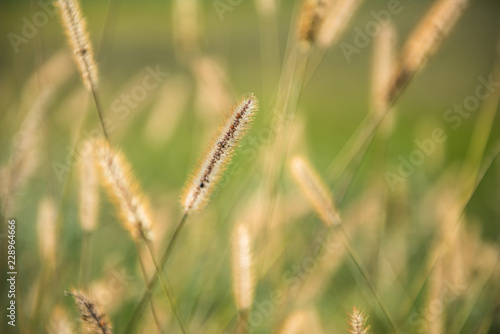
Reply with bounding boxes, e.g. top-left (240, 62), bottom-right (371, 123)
top-left (1, 0), bottom-right (500, 333)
